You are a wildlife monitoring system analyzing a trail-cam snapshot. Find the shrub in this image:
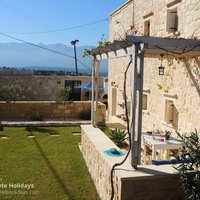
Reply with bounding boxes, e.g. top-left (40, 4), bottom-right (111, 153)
top-left (0, 84), bottom-right (22, 103)
top-left (25, 127), bottom-right (33, 132)
top-left (175, 130), bottom-right (200, 200)
top-left (31, 112), bottom-right (43, 121)
top-left (109, 128), bottom-right (128, 147)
